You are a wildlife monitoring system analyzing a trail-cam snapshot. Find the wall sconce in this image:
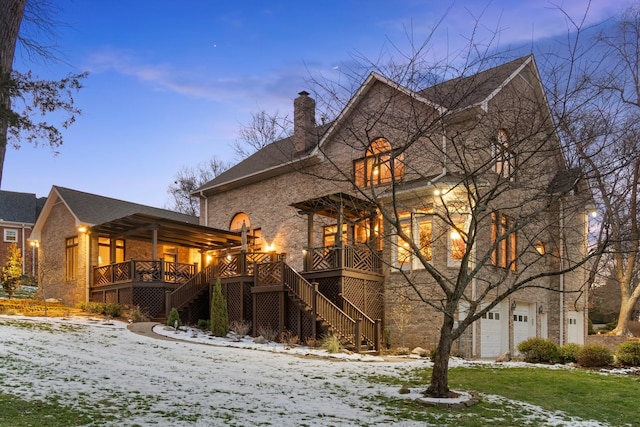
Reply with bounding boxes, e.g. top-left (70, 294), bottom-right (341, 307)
top-left (535, 241), bottom-right (545, 255)
top-left (538, 305), bottom-right (544, 314)
top-left (77, 225), bottom-right (88, 233)
top-left (511, 301), bottom-right (517, 311)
